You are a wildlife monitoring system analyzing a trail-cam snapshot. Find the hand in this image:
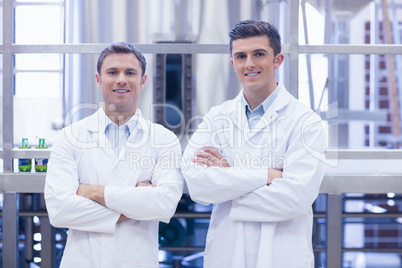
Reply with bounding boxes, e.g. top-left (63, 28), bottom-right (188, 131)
top-left (78, 185), bottom-right (128, 224)
top-left (136, 181), bottom-right (156, 187)
top-left (192, 147), bottom-right (229, 168)
top-left (117, 214), bottom-right (128, 223)
top-left (77, 184), bottom-right (106, 206)
top-left (267, 168), bottom-right (283, 184)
